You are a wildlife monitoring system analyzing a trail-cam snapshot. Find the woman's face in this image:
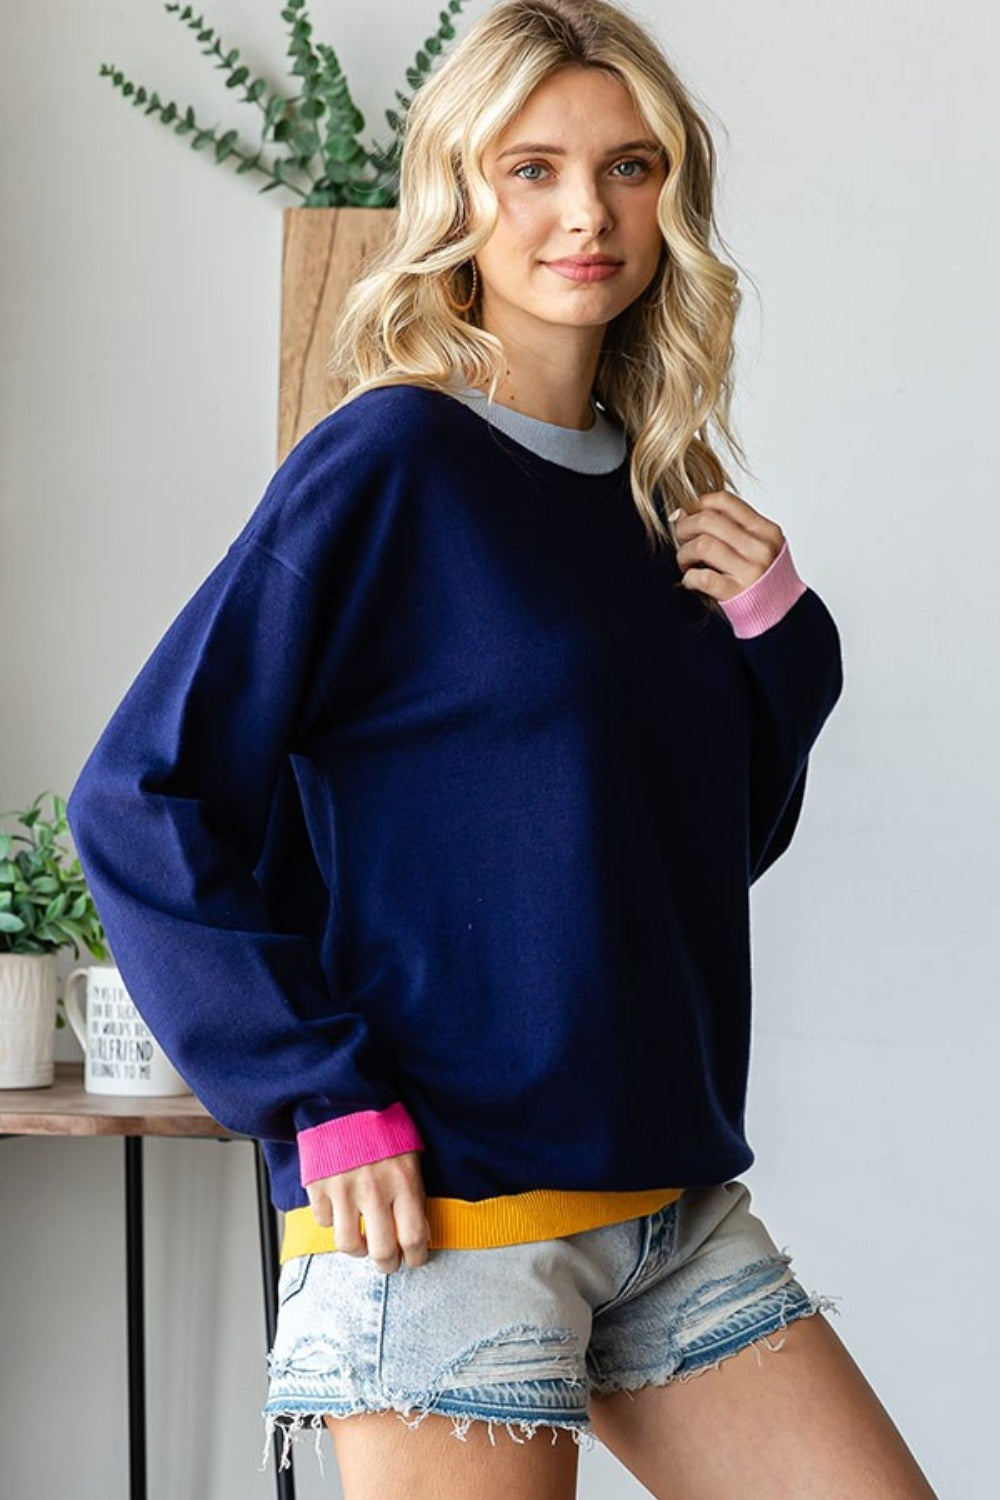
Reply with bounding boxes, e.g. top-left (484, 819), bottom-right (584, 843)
top-left (474, 66), bottom-right (668, 337)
